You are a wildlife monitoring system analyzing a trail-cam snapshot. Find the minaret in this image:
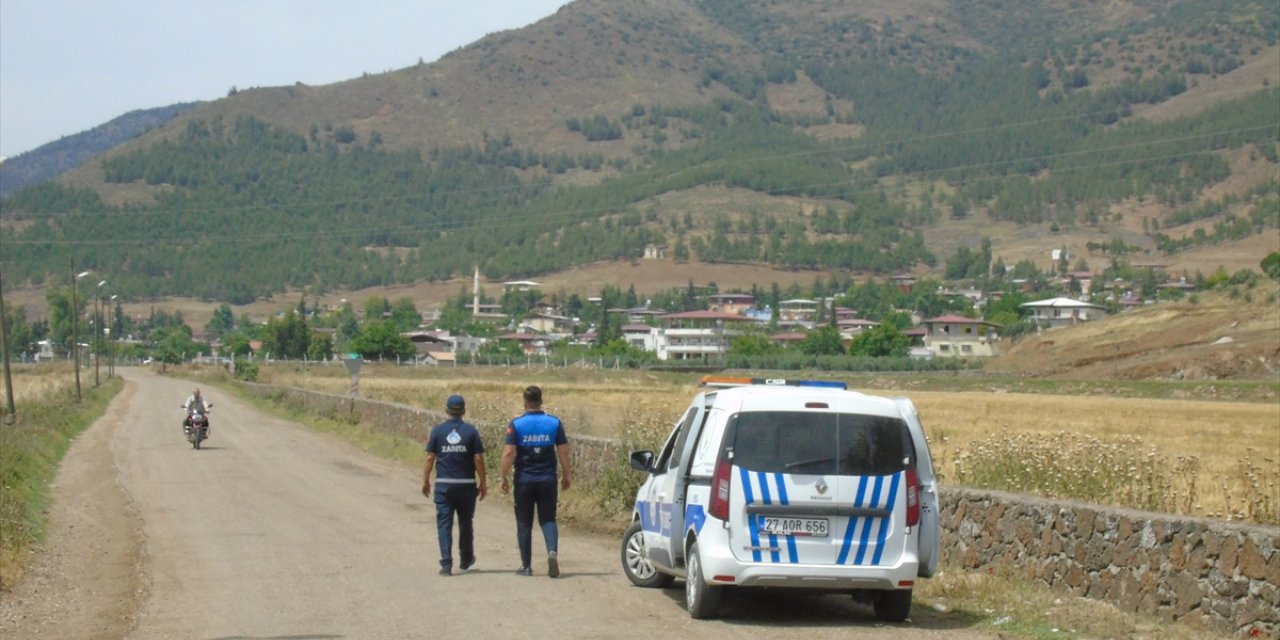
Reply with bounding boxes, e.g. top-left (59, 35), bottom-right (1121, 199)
top-left (472, 265), bottom-right (480, 316)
